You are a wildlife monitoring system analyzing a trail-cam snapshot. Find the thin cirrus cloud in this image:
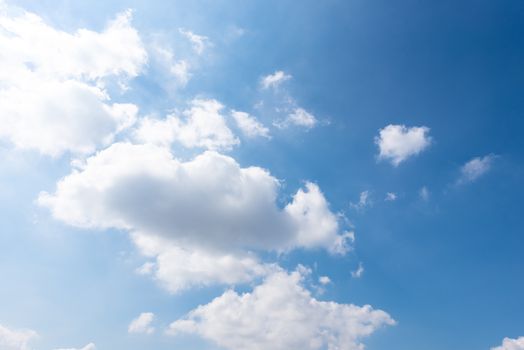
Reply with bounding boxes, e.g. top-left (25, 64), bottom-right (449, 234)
top-left (133, 99), bottom-right (239, 151)
top-left (0, 6), bottom-right (146, 156)
top-left (375, 124), bottom-right (431, 166)
top-left (458, 154), bottom-right (496, 184)
top-left (38, 142), bottom-right (353, 292)
top-left (168, 268), bottom-right (395, 350)
top-left (491, 336), bottom-right (524, 350)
